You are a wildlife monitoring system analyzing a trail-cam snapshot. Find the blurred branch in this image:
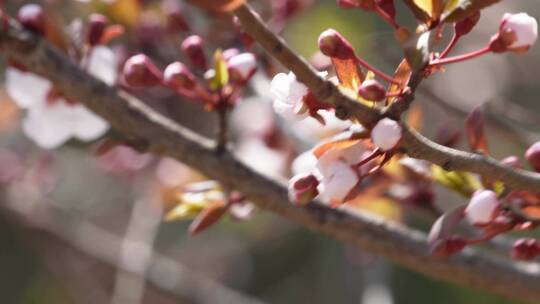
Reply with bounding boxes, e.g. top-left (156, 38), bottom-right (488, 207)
top-left (232, 4), bottom-right (540, 193)
top-left (1, 14), bottom-right (540, 303)
top-left (0, 195), bottom-right (265, 304)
